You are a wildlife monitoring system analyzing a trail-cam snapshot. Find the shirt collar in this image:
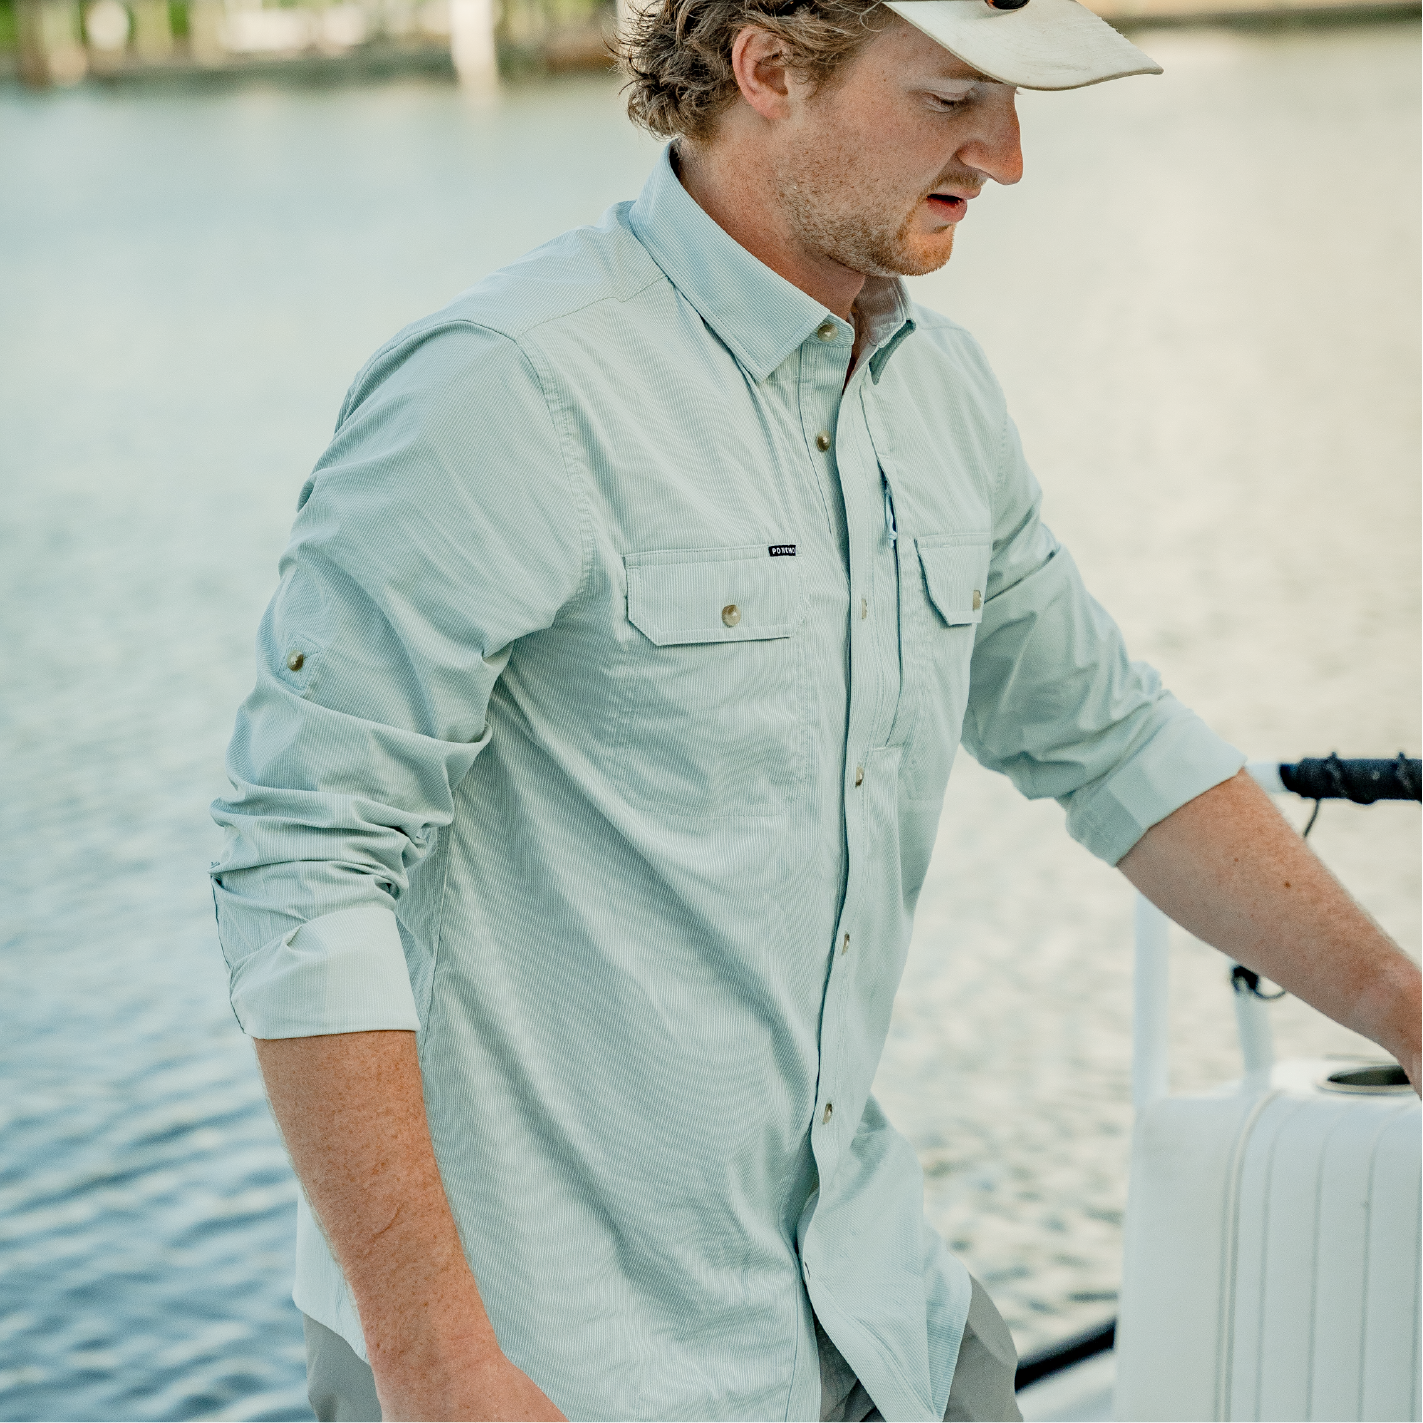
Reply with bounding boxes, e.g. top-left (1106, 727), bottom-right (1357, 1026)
top-left (628, 145), bottom-right (915, 384)
top-left (856, 268), bottom-right (917, 382)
